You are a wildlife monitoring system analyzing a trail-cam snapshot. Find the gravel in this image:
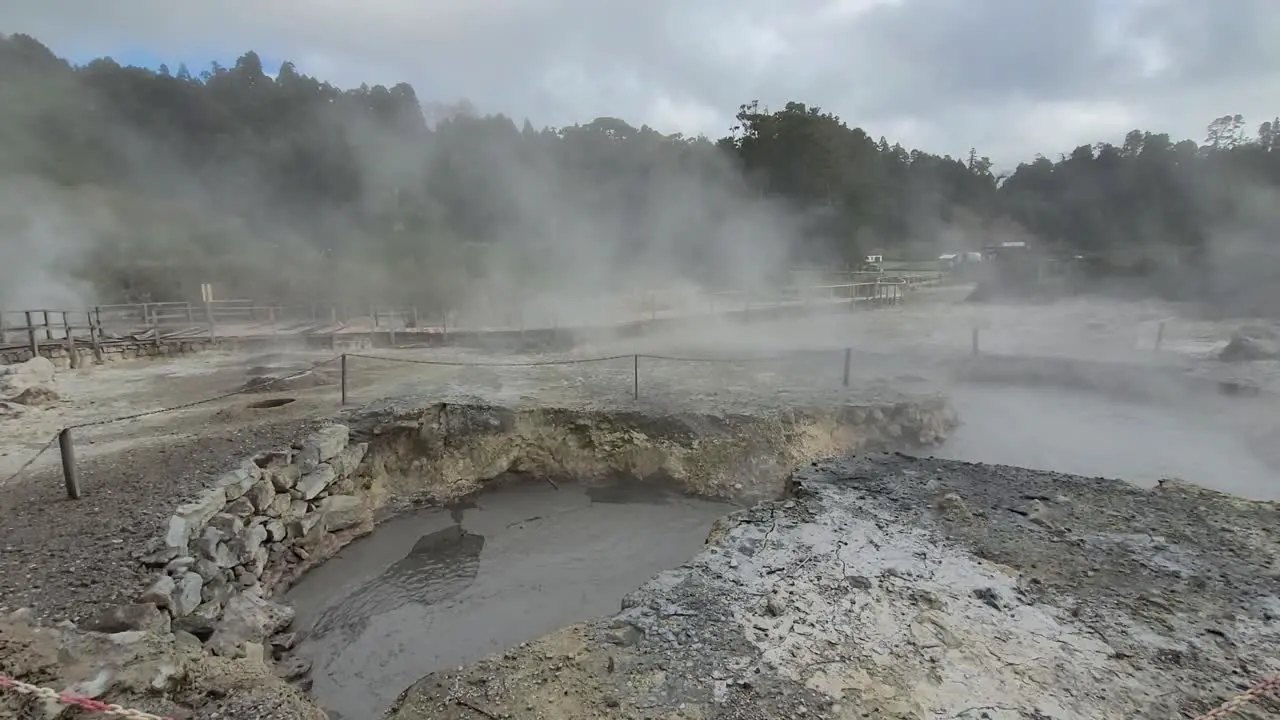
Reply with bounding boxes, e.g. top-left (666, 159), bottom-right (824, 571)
top-left (0, 418), bottom-right (323, 625)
